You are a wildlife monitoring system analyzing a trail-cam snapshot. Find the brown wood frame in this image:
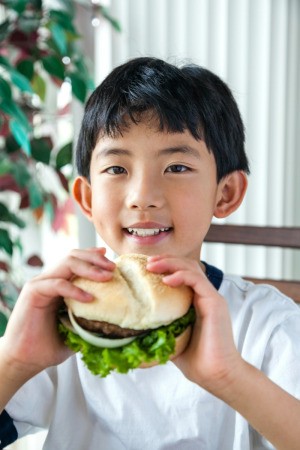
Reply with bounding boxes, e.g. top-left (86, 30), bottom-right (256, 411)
top-left (204, 224), bottom-right (300, 302)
